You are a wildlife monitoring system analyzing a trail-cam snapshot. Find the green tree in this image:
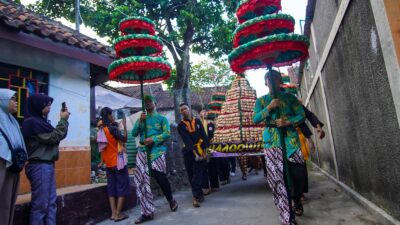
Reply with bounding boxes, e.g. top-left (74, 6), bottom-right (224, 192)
top-left (165, 59), bottom-right (234, 111)
top-left (27, 0), bottom-right (237, 122)
top-left (164, 59), bottom-right (234, 91)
